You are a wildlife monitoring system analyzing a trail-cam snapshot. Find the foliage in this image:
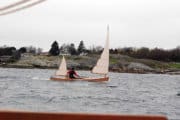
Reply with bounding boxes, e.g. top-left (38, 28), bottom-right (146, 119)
top-left (12, 51), bottom-right (21, 60)
top-left (0, 47), bottom-right (21, 62)
top-left (112, 46), bottom-right (180, 62)
top-left (19, 47), bottom-right (27, 53)
top-left (68, 43), bottom-right (77, 55)
top-left (110, 57), bottom-right (118, 64)
top-left (19, 46), bottom-right (42, 54)
top-left (0, 47), bottom-right (16, 56)
top-left (59, 44), bottom-right (69, 54)
top-left (49, 41), bottom-right (60, 56)
top-left (60, 43), bottom-right (77, 55)
top-left (26, 46), bottom-right (36, 54)
top-left (168, 63), bottom-right (180, 69)
top-left (88, 45), bottom-right (103, 54)
top-left (77, 40), bottom-right (86, 54)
